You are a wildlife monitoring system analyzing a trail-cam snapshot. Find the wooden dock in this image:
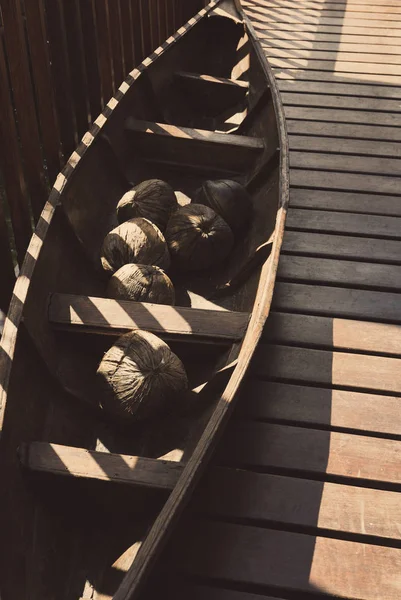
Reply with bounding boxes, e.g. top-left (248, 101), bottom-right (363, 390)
top-left (144, 1), bottom-right (401, 598)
